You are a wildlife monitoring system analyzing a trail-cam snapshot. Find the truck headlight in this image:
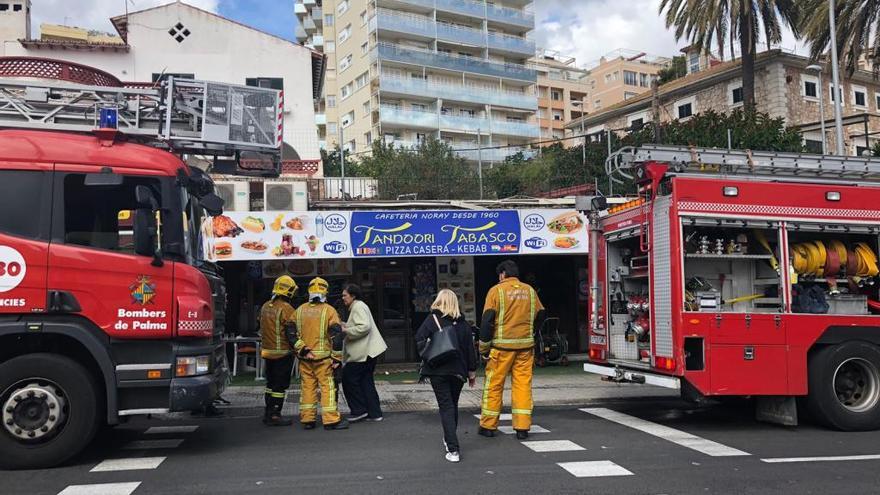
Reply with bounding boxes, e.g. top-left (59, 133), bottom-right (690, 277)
top-left (176, 355), bottom-right (211, 377)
